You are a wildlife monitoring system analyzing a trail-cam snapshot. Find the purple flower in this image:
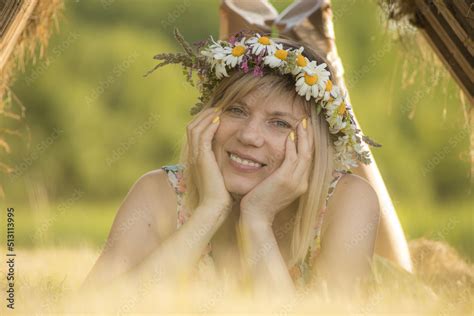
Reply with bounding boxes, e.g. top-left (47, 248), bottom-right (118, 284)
top-left (253, 65), bottom-right (264, 77)
top-left (241, 59), bottom-right (249, 73)
top-left (228, 36), bottom-right (237, 46)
